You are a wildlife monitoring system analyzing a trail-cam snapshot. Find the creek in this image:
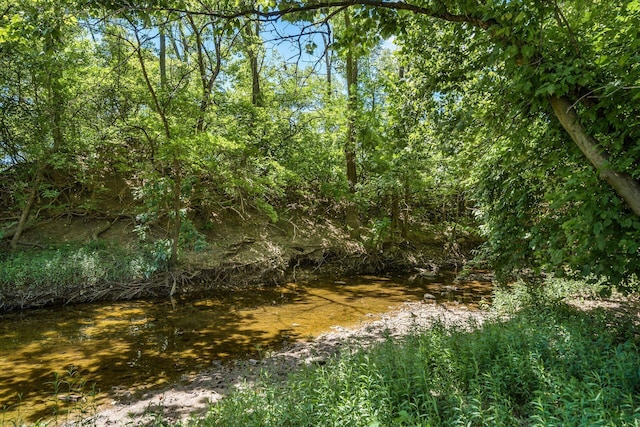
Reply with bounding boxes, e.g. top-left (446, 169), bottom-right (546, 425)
top-left (0, 273), bottom-right (491, 424)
